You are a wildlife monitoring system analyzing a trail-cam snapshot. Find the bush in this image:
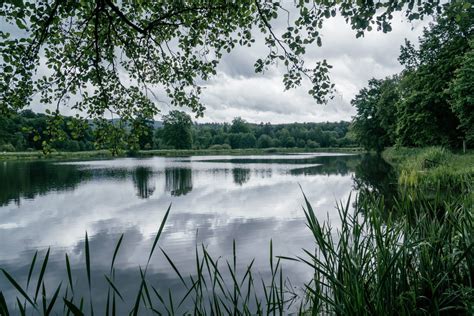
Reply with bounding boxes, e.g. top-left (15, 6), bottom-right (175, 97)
top-left (0, 143), bottom-right (16, 152)
top-left (208, 144), bottom-right (231, 150)
top-left (306, 140), bottom-right (320, 148)
top-left (257, 134), bottom-right (273, 148)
